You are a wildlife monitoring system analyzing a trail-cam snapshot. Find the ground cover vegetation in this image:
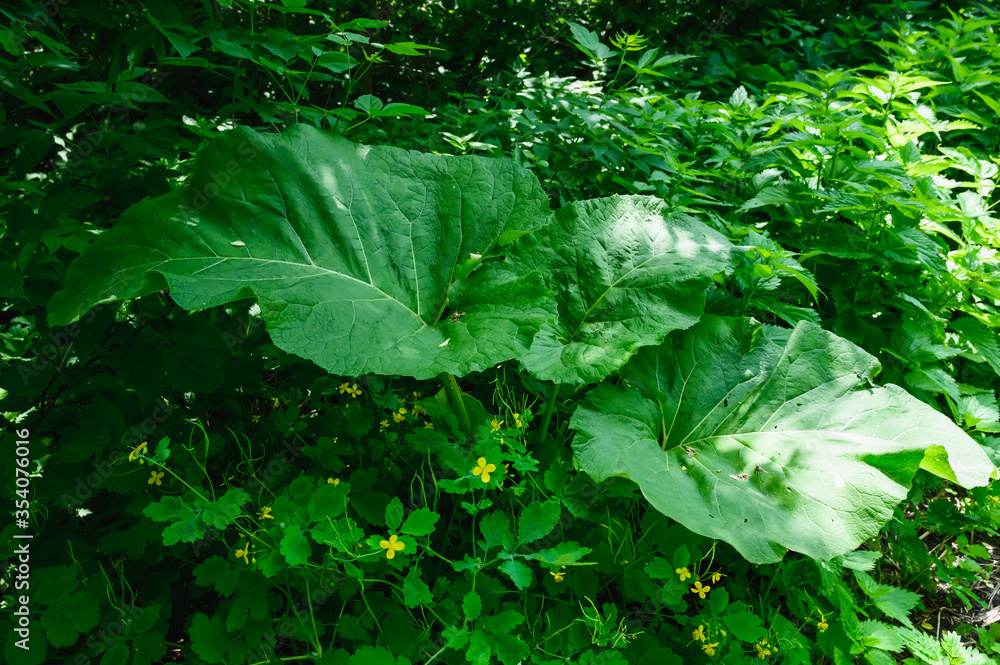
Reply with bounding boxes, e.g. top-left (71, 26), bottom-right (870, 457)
top-left (3, 1), bottom-right (1000, 664)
